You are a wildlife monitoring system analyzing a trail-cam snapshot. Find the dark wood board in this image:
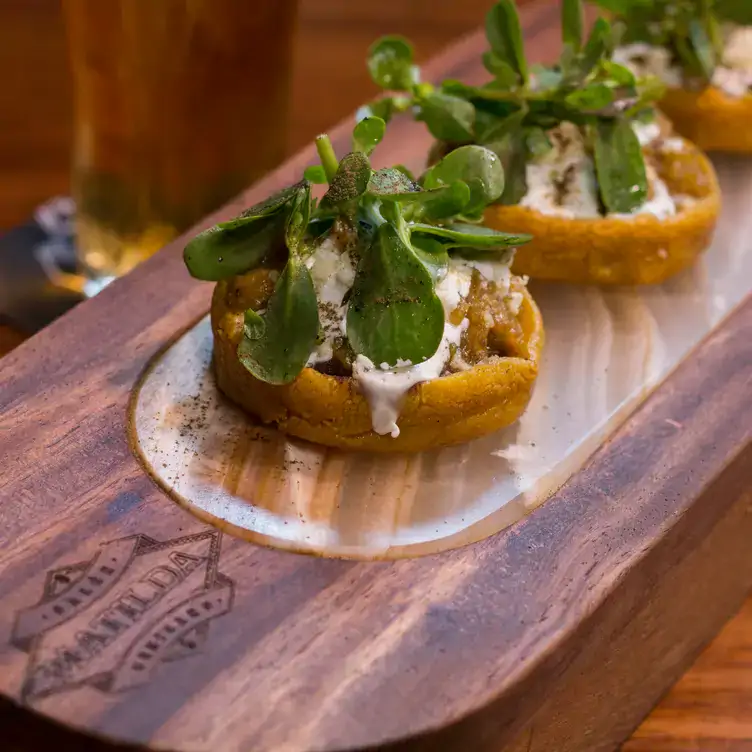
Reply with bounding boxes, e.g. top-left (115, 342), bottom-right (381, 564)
top-left (1, 3), bottom-right (751, 750)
